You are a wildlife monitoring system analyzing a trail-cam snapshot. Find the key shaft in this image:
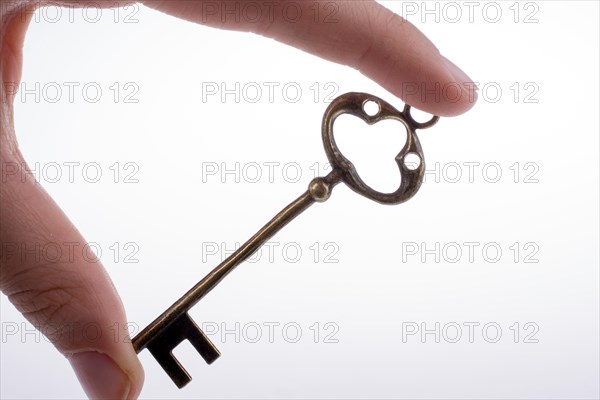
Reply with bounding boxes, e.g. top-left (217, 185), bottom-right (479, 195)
top-left (132, 170), bottom-right (342, 353)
